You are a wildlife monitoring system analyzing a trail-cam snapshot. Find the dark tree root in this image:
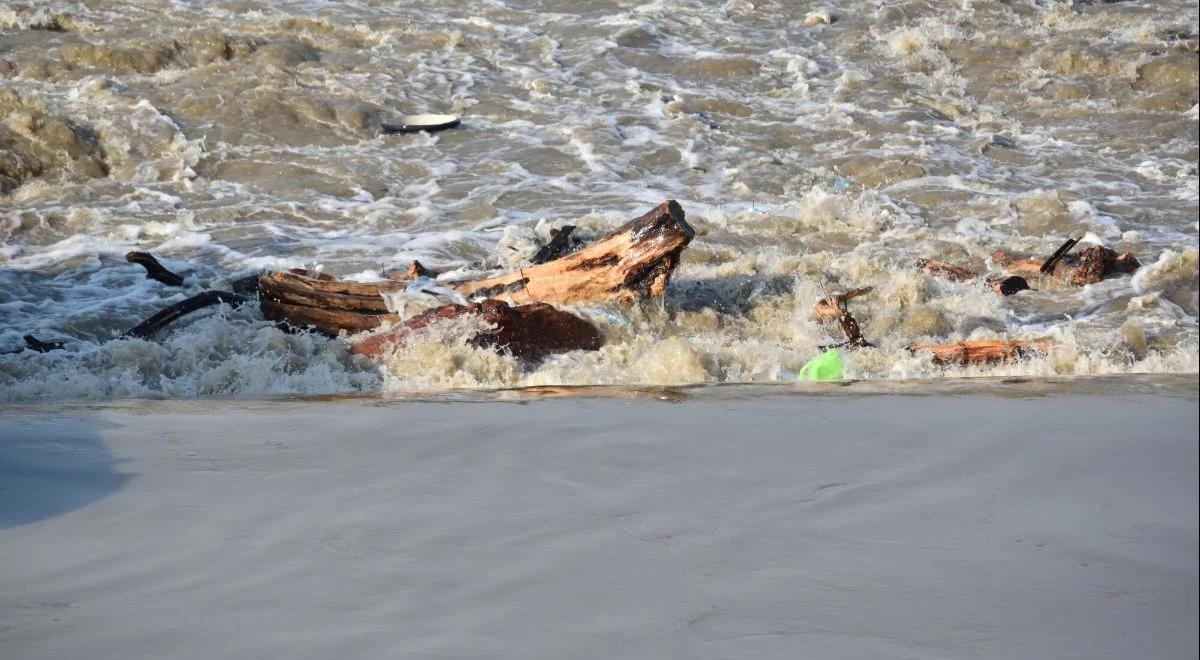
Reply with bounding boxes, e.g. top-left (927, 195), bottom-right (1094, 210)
top-left (1039, 235), bottom-right (1081, 274)
top-left (125, 290), bottom-right (249, 339)
top-left (814, 287), bottom-right (873, 349)
top-left (126, 251), bottom-right (185, 286)
top-left (2, 335), bottom-right (68, 354)
top-left (229, 274), bottom-right (263, 296)
top-left (531, 225), bottom-right (576, 264)
top-left (23, 335), bottom-right (66, 352)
